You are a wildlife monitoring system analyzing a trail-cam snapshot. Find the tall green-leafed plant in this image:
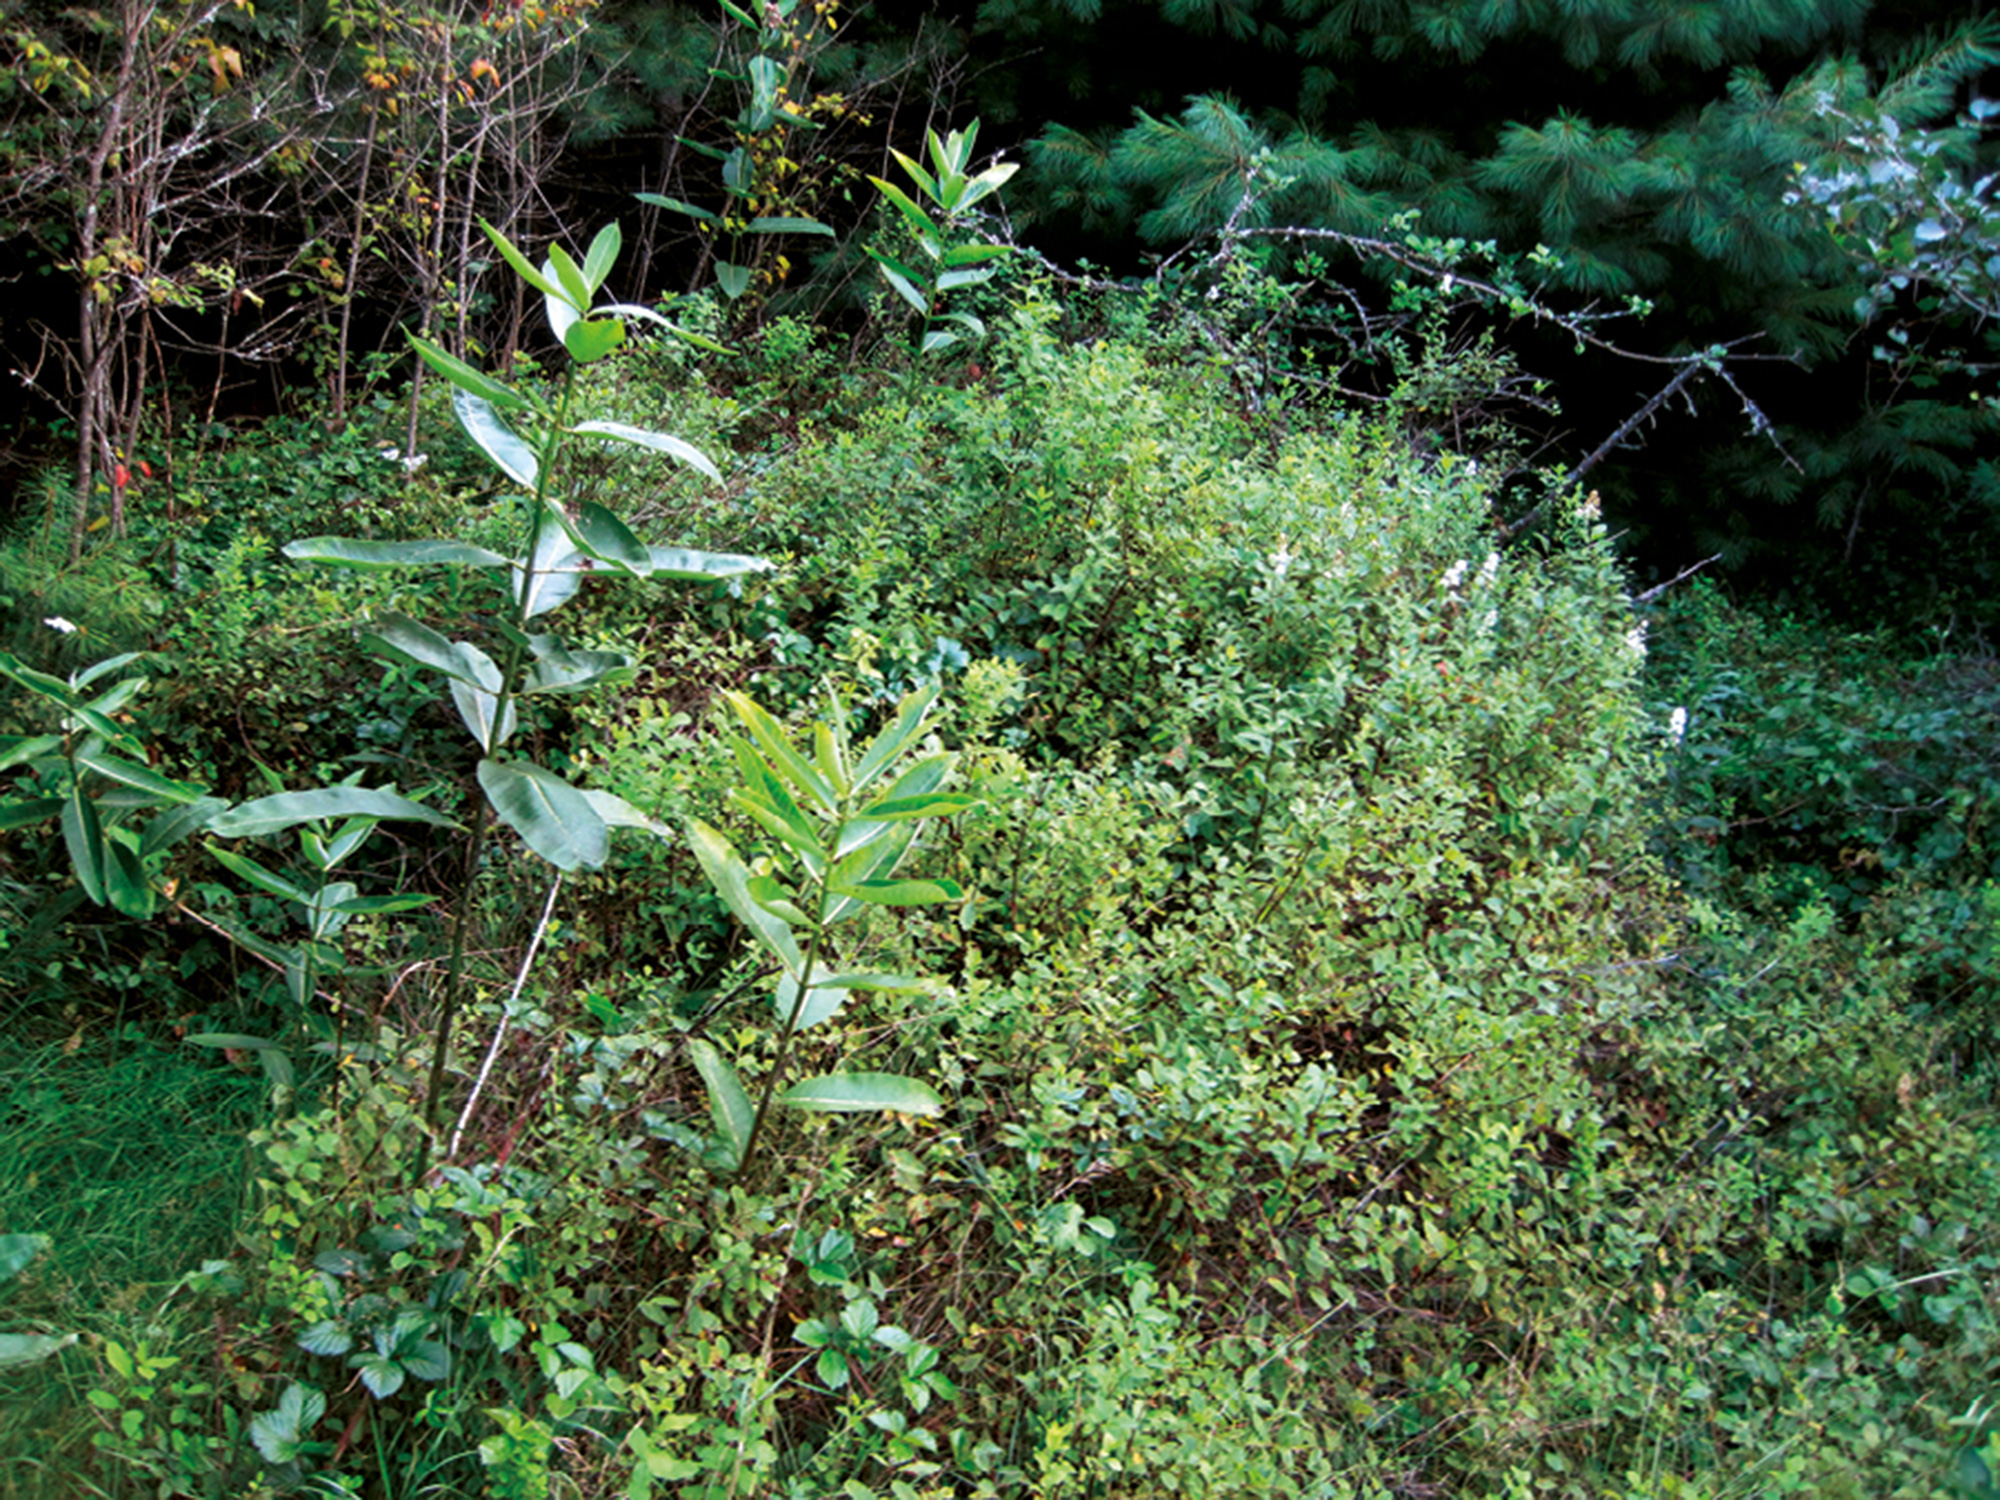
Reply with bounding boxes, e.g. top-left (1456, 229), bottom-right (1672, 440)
top-left (284, 219), bottom-right (769, 1141)
top-left (679, 685), bottom-right (975, 1176)
top-left (866, 122), bottom-right (1017, 360)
